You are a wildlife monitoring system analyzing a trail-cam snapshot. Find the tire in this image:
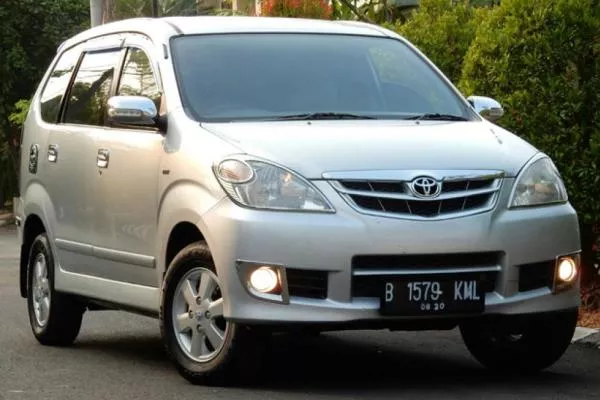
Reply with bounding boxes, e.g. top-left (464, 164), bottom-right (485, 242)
top-left (26, 233), bottom-right (85, 346)
top-left (160, 241), bottom-right (267, 386)
top-left (460, 309), bottom-right (578, 374)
